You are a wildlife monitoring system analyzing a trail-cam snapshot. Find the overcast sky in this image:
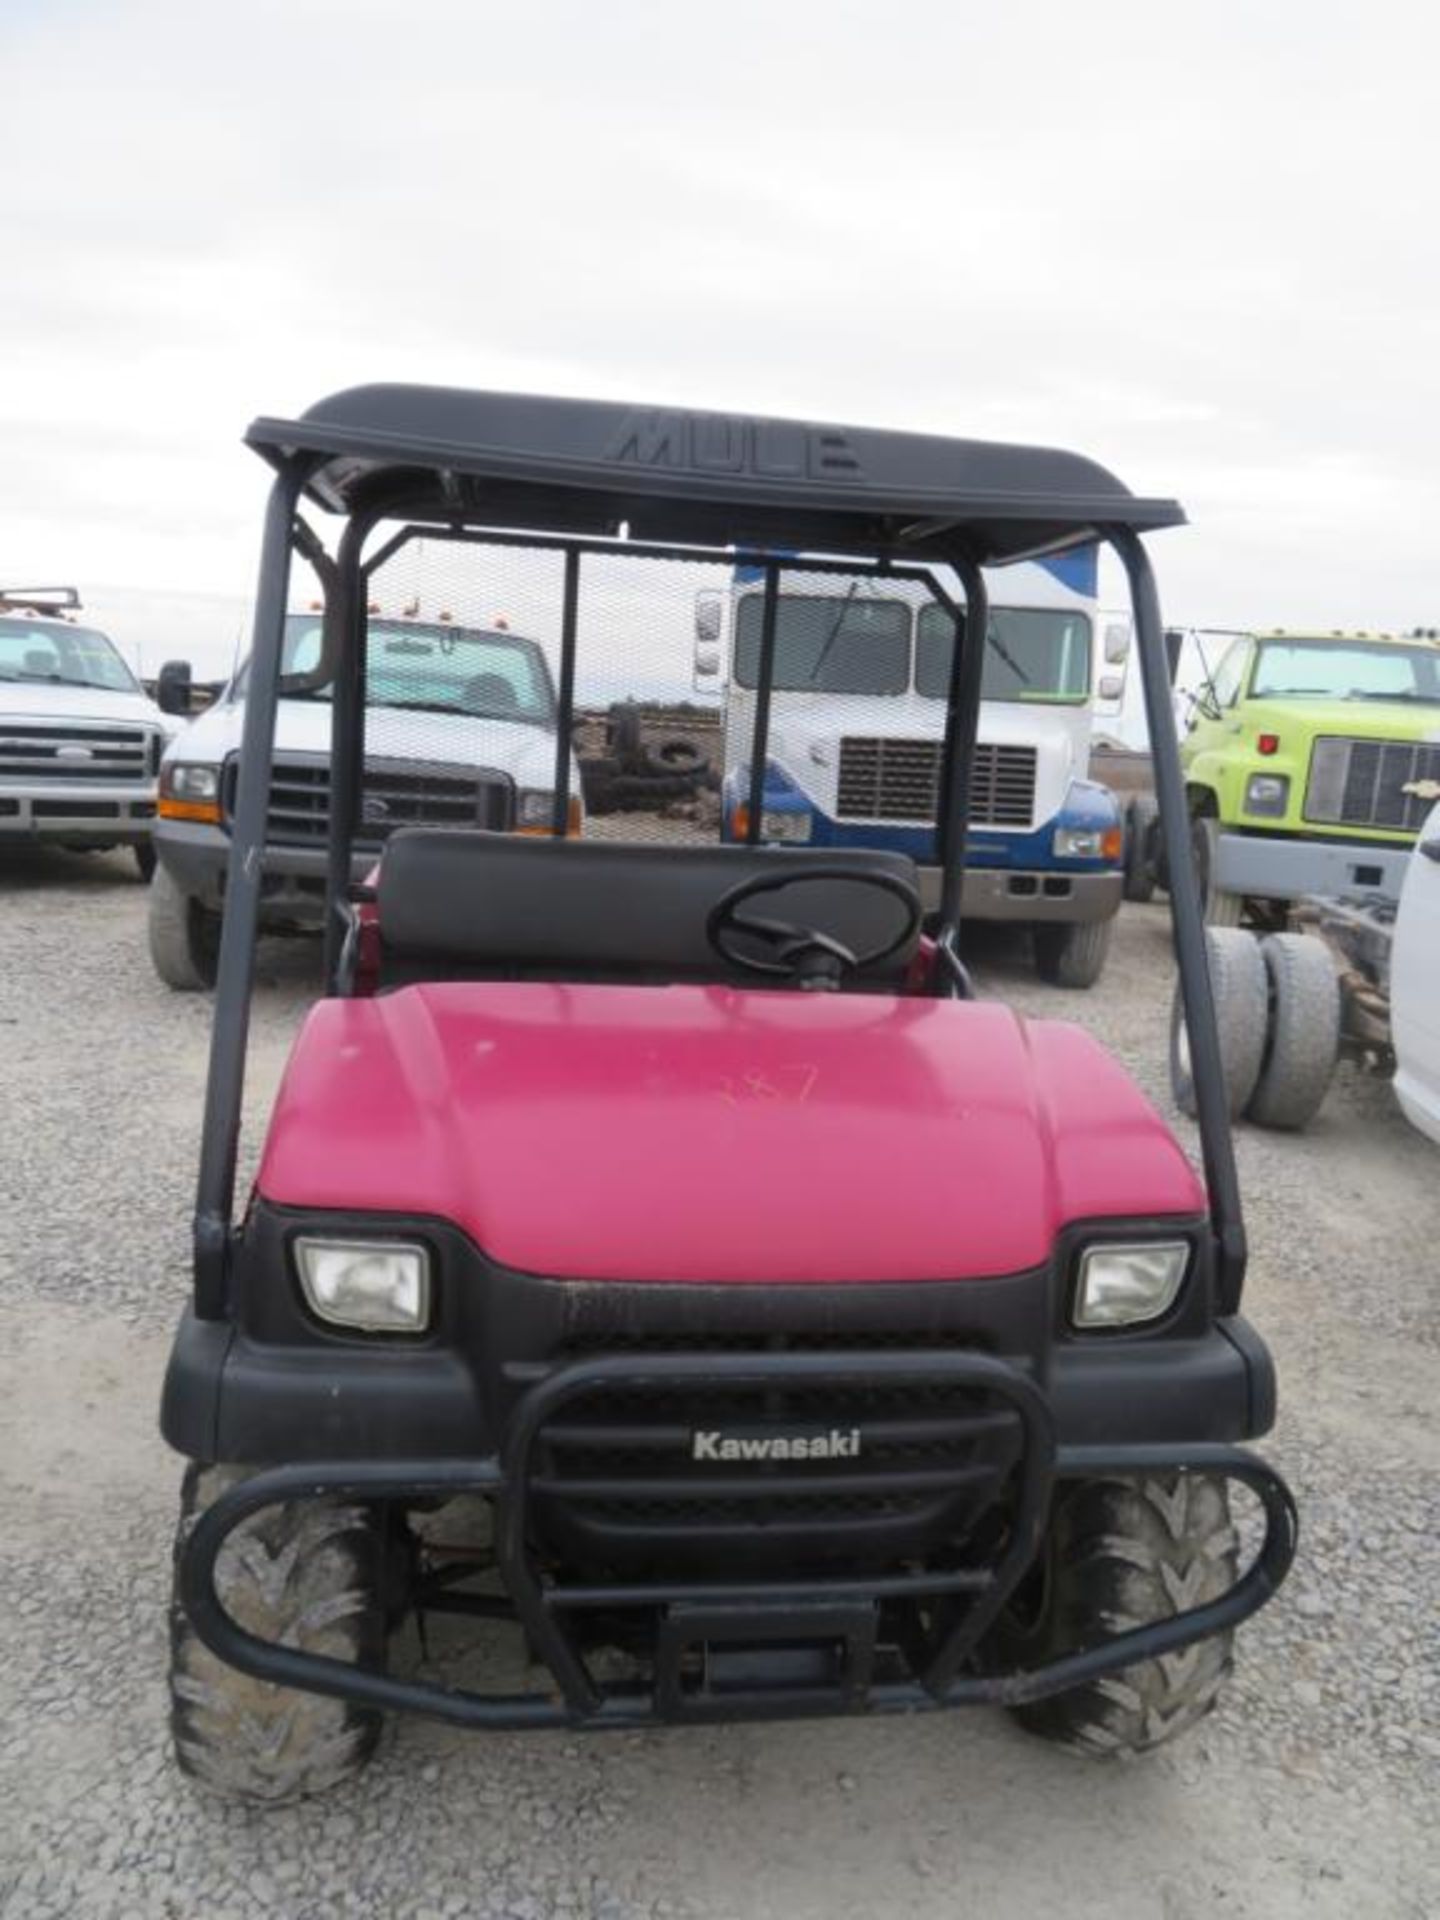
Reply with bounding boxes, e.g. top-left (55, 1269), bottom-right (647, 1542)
top-left (4, 0), bottom-right (1438, 677)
